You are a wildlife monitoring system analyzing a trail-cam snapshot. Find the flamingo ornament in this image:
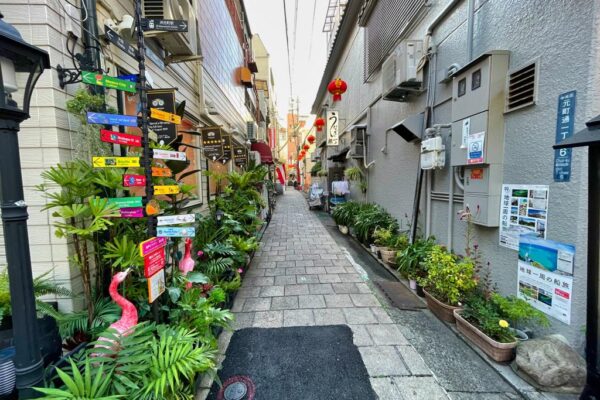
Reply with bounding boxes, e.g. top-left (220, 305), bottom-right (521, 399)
top-left (179, 238), bottom-right (195, 275)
